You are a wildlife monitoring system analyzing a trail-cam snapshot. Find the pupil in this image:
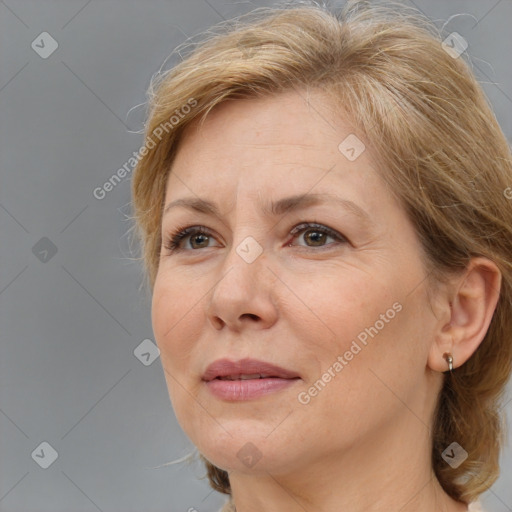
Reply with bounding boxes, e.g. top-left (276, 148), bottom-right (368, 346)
top-left (306, 230), bottom-right (324, 246)
top-left (192, 234), bottom-right (208, 248)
